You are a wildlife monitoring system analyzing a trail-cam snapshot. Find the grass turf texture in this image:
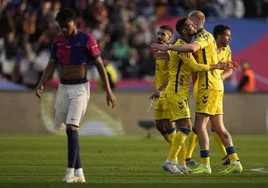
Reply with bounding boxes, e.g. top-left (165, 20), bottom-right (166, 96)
top-left (0, 135), bottom-right (267, 188)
